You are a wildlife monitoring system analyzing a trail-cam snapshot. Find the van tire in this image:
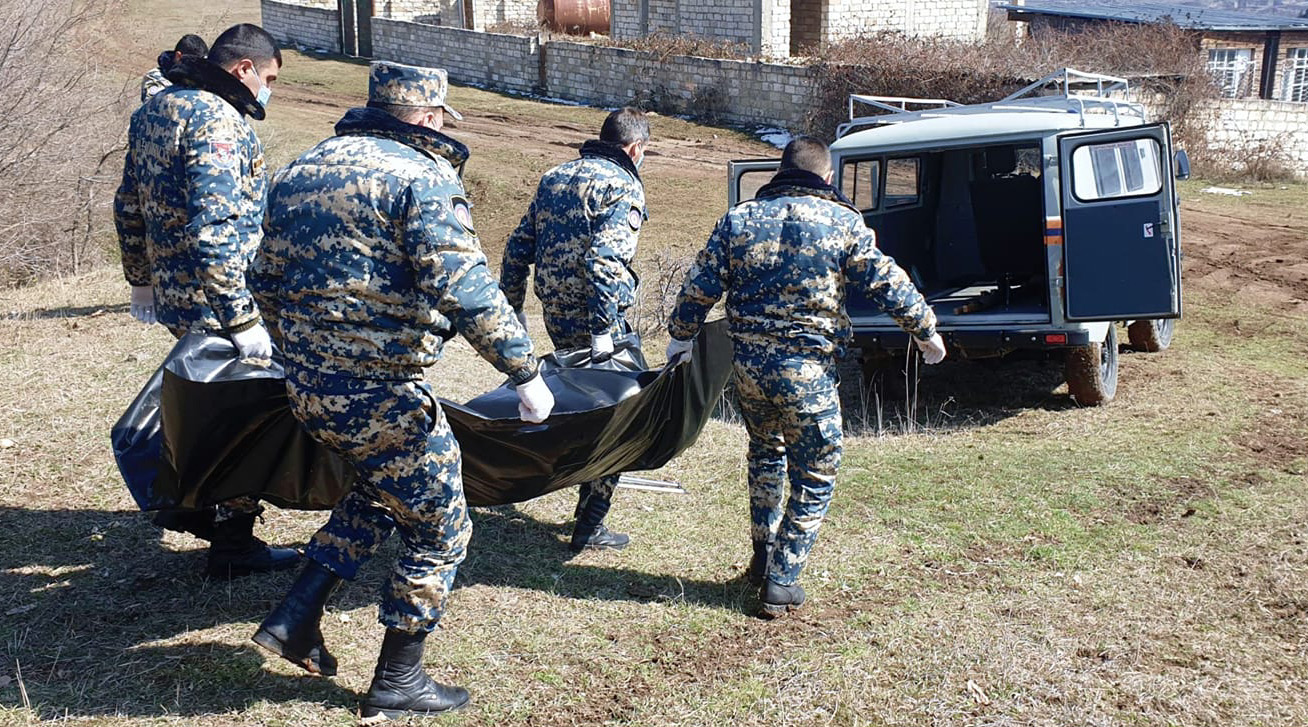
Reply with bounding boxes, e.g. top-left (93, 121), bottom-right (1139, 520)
top-left (1064, 325), bottom-right (1118, 406)
top-left (1127, 318), bottom-right (1175, 352)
